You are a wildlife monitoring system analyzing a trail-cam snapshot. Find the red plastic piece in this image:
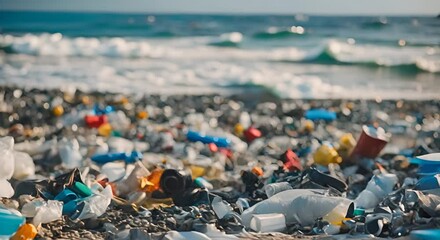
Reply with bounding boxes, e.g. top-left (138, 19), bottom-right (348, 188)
top-left (281, 149), bottom-right (303, 171)
top-left (208, 143), bottom-right (218, 153)
top-left (244, 126), bottom-right (262, 143)
top-left (85, 115), bottom-right (108, 128)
